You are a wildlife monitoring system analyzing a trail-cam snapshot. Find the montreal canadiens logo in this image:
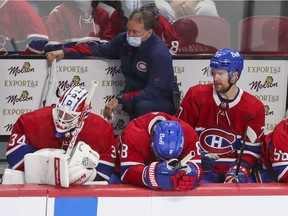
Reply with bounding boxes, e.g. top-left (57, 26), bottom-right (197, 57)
top-left (198, 128), bottom-right (237, 155)
top-left (136, 61), bottom-right (147, 72)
